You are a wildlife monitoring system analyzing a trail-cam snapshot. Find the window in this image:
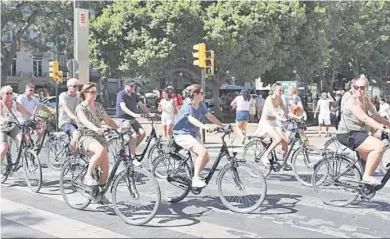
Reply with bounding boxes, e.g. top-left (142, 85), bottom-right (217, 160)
top-left (8, 58), bottom-right (16, 76)
top-left (33, 55), bottom-right (42, 77)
